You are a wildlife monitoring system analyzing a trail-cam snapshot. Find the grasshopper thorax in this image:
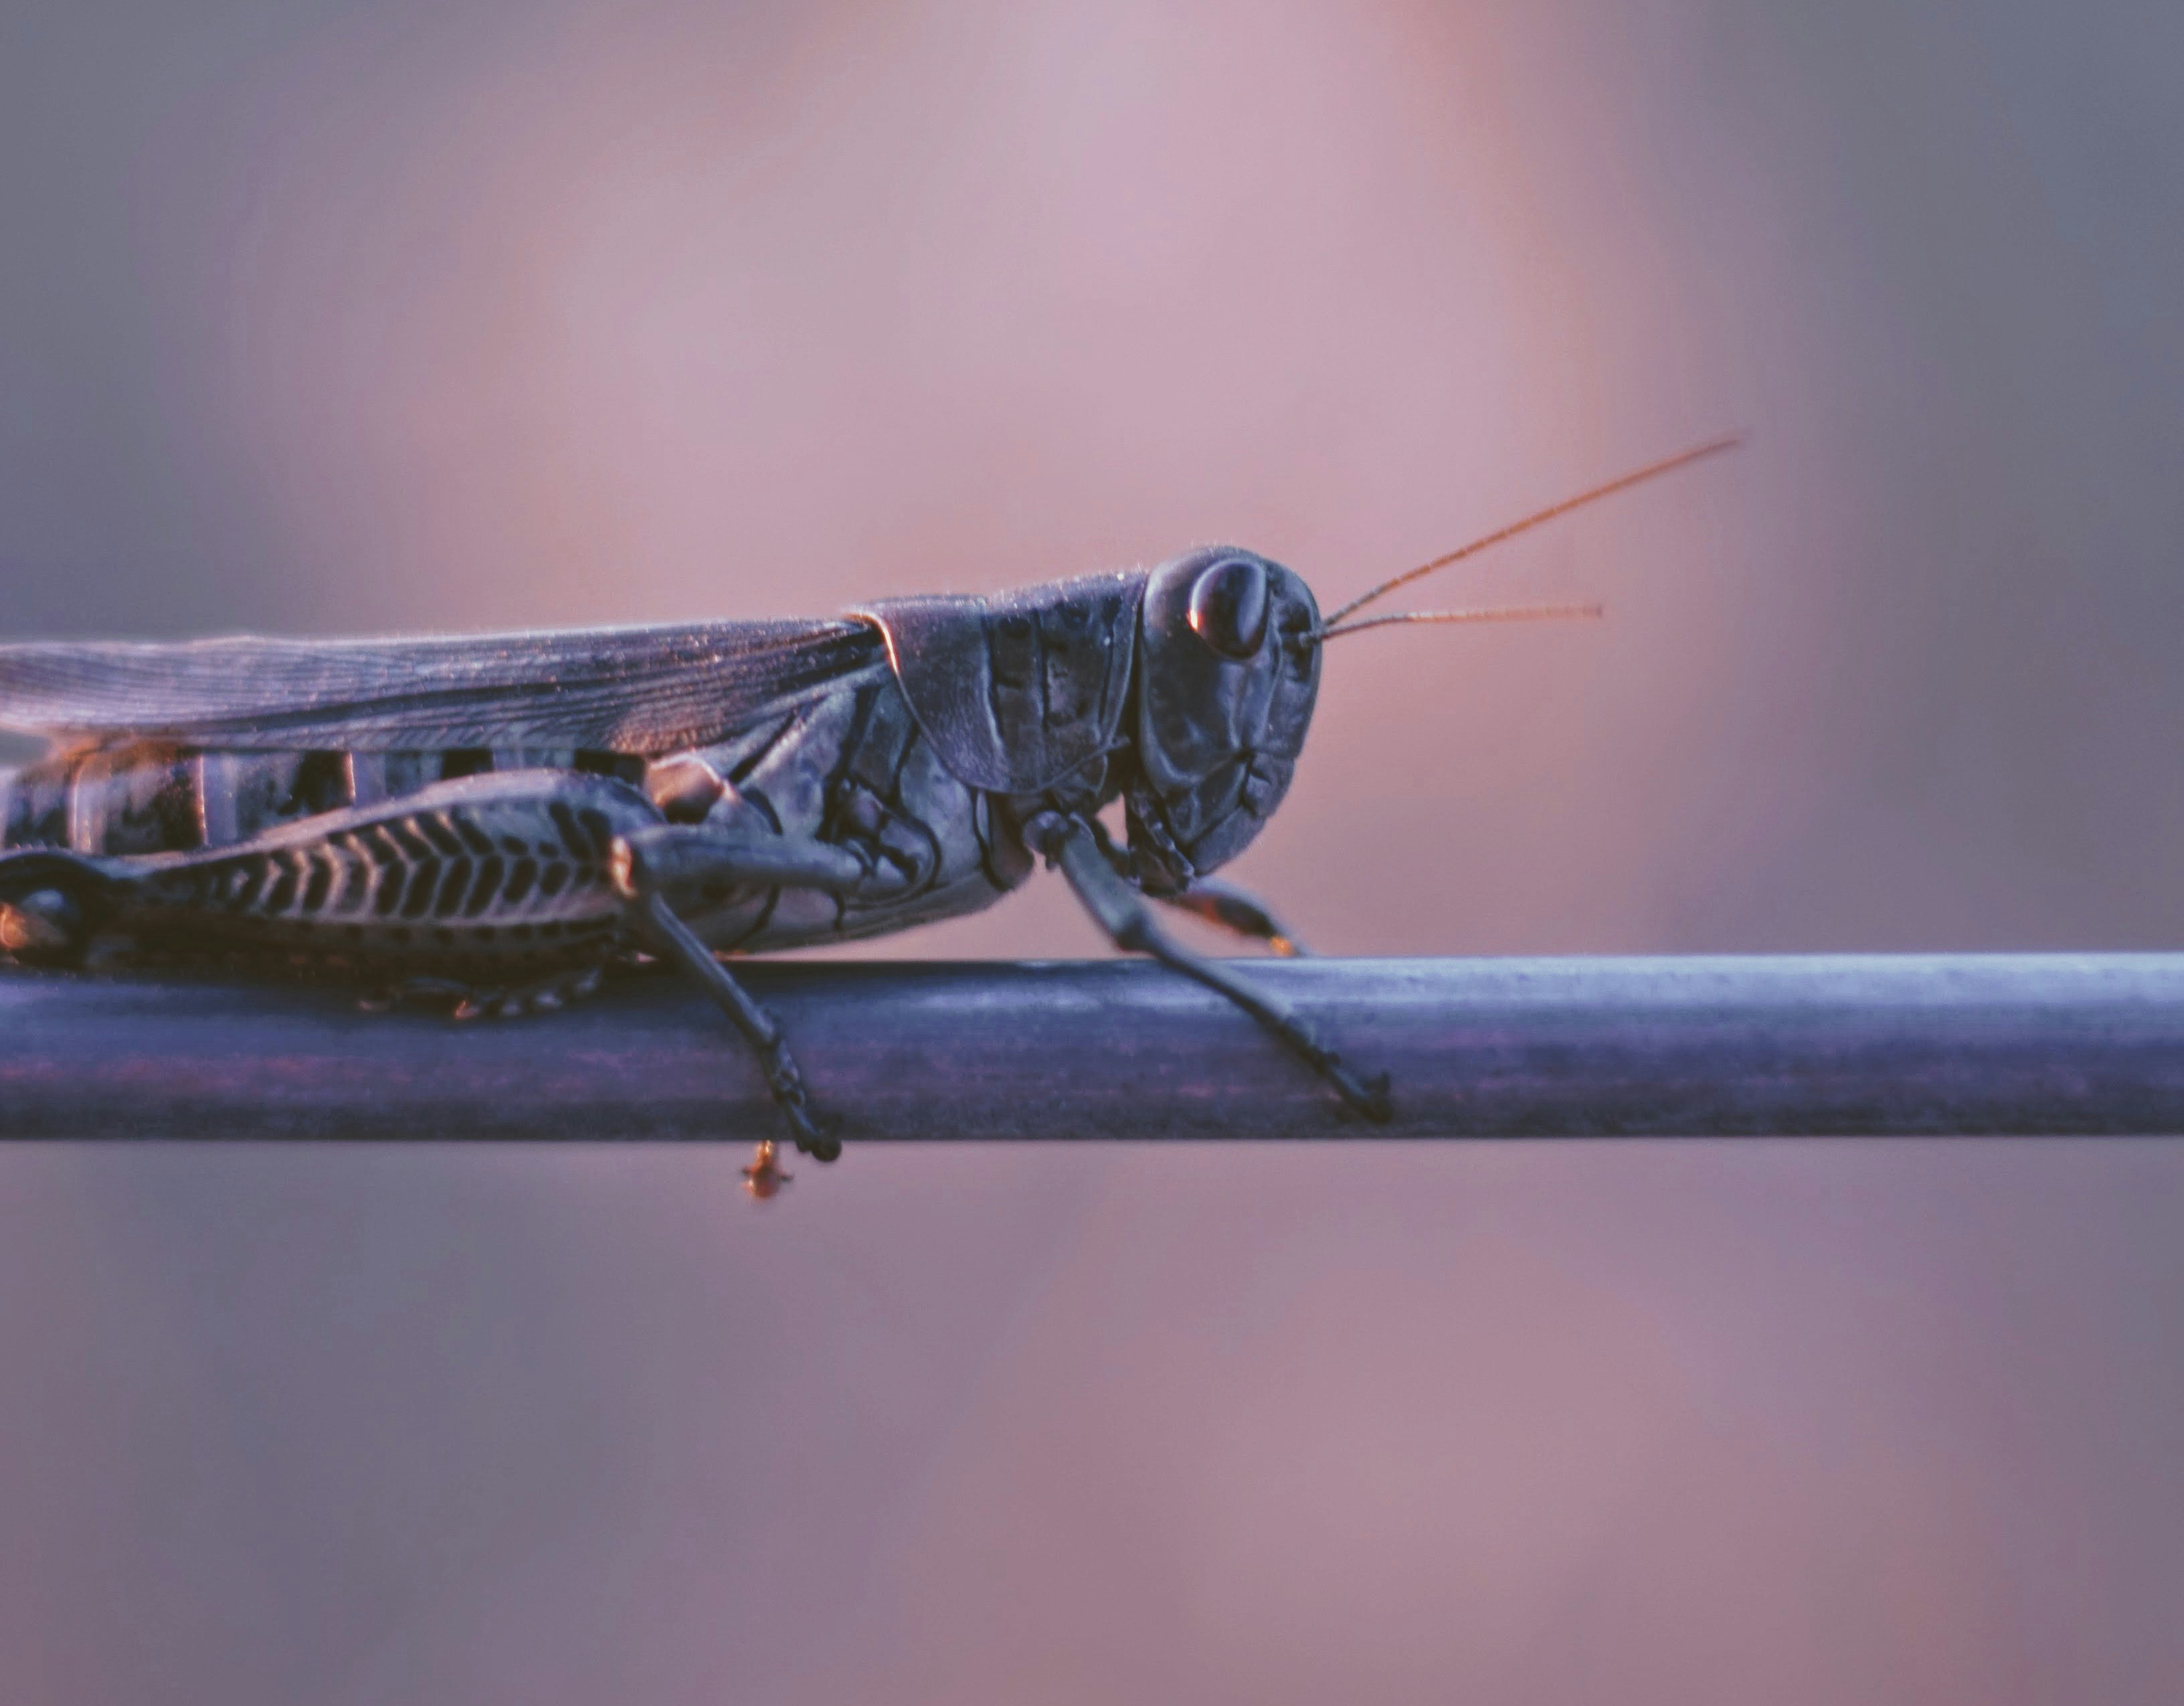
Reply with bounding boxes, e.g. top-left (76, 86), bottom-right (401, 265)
top-left (1124, 547), bottom-right (1321, 895)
